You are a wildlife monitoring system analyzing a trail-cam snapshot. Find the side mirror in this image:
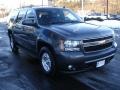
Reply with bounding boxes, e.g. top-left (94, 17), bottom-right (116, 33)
top-left (22, 19), bottom-right (37, 26)
top-left (10, 18), bottom-right (14, 23)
